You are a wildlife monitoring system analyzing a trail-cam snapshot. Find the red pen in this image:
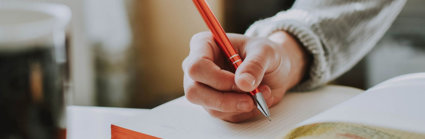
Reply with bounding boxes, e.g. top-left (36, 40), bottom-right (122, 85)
top-left (193, 0), bottom-right (271, 121)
